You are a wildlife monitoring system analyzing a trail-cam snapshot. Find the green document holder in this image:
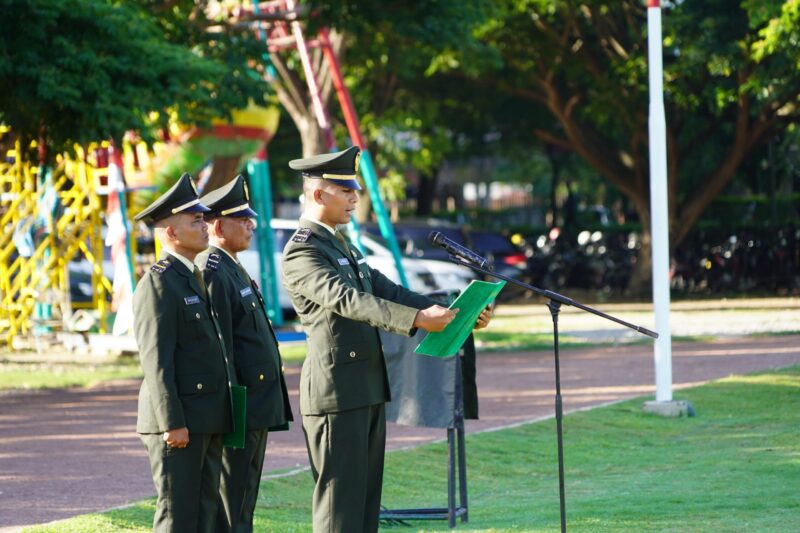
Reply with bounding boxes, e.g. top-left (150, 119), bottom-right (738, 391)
top-left (415, 280), bottom-right (506, 357)
top-left (223, 385), bottom-right (247, 449)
